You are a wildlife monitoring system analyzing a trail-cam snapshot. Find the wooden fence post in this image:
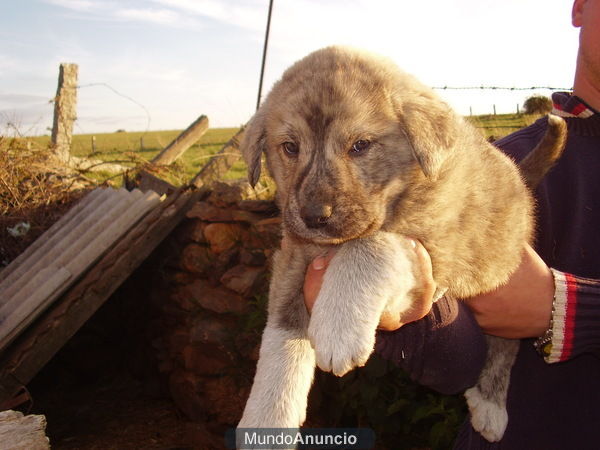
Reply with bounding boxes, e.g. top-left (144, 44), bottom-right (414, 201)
top-left (151, 115), bottom-right (209, 165)
top-left (190, 128), bottom-right (245, 188)
top-left (51, 63), bottom-right (78, 163)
